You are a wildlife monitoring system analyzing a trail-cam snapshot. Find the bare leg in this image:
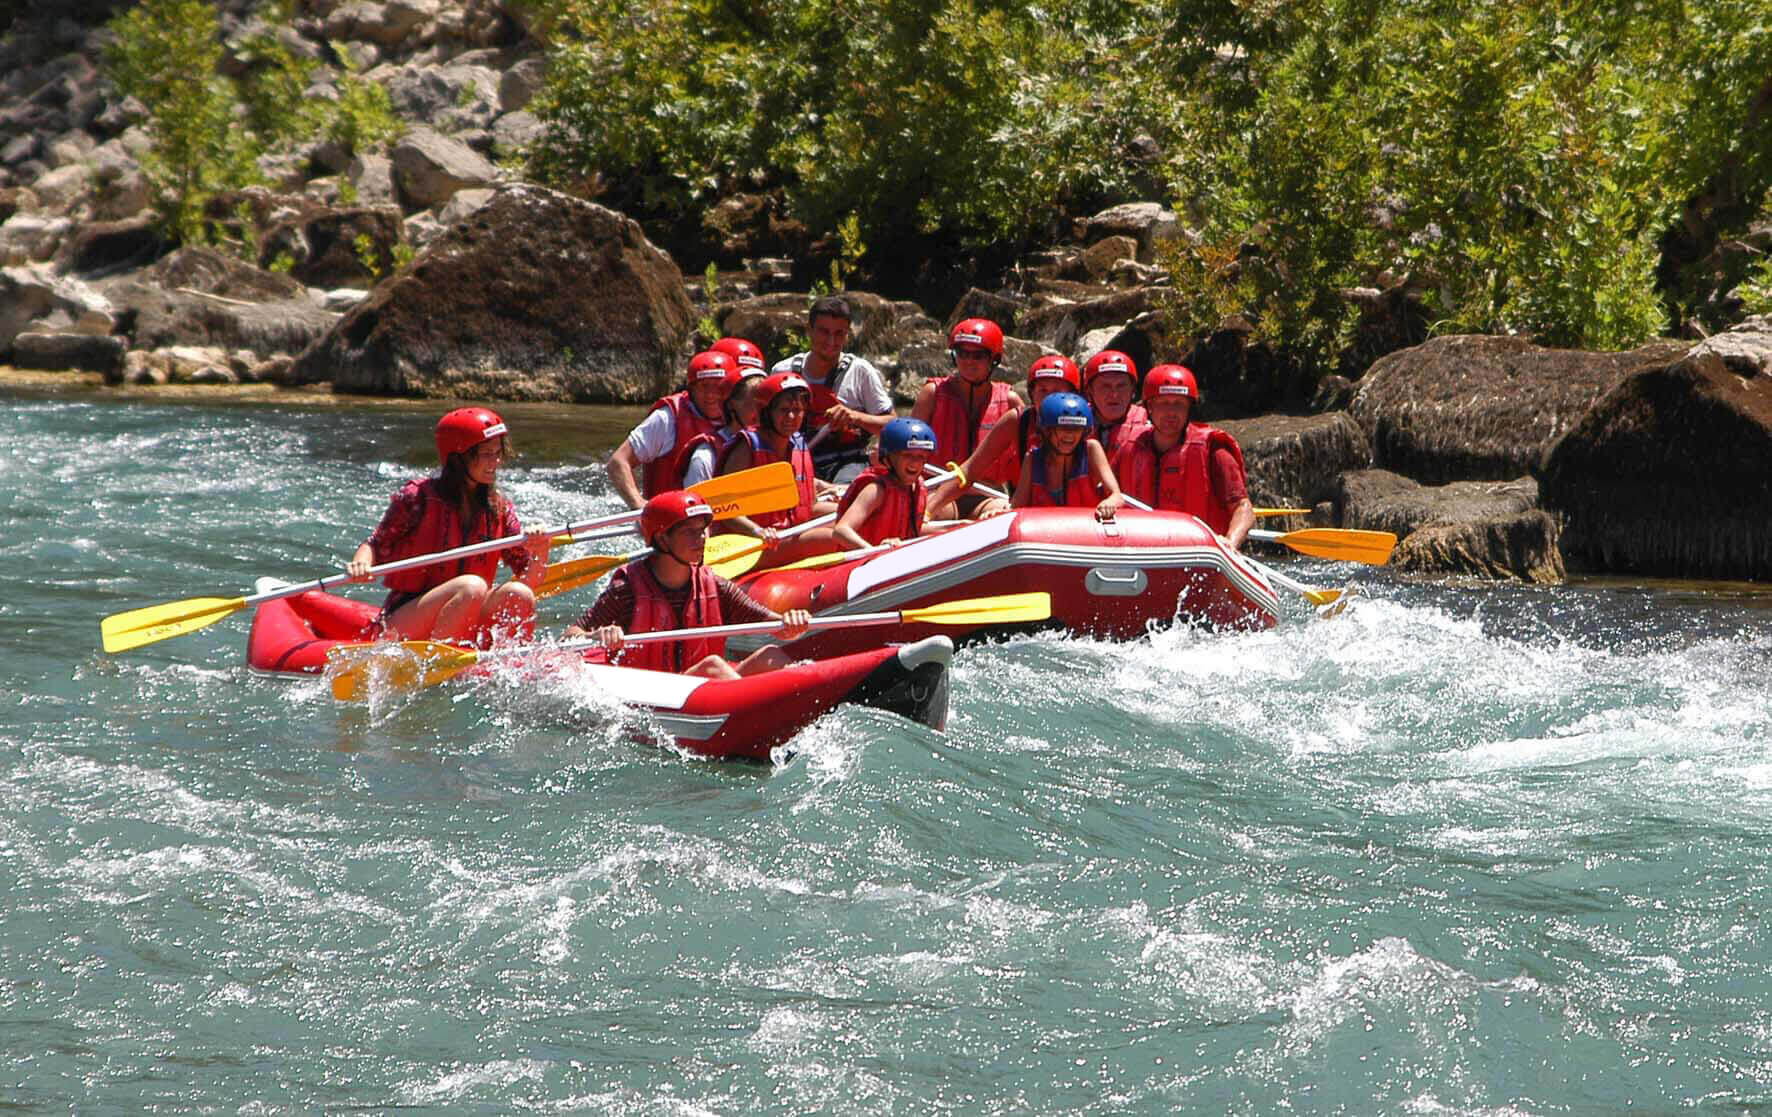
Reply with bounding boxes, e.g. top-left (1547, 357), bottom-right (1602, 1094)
top-left (734, 646), bottom-right (793, 676)
top-left (685, 654), bottom-right (742, 680)
top-left (481, 581), bottom-right (537, 643)
top-left (385, 575), bottom-right (490, 642)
